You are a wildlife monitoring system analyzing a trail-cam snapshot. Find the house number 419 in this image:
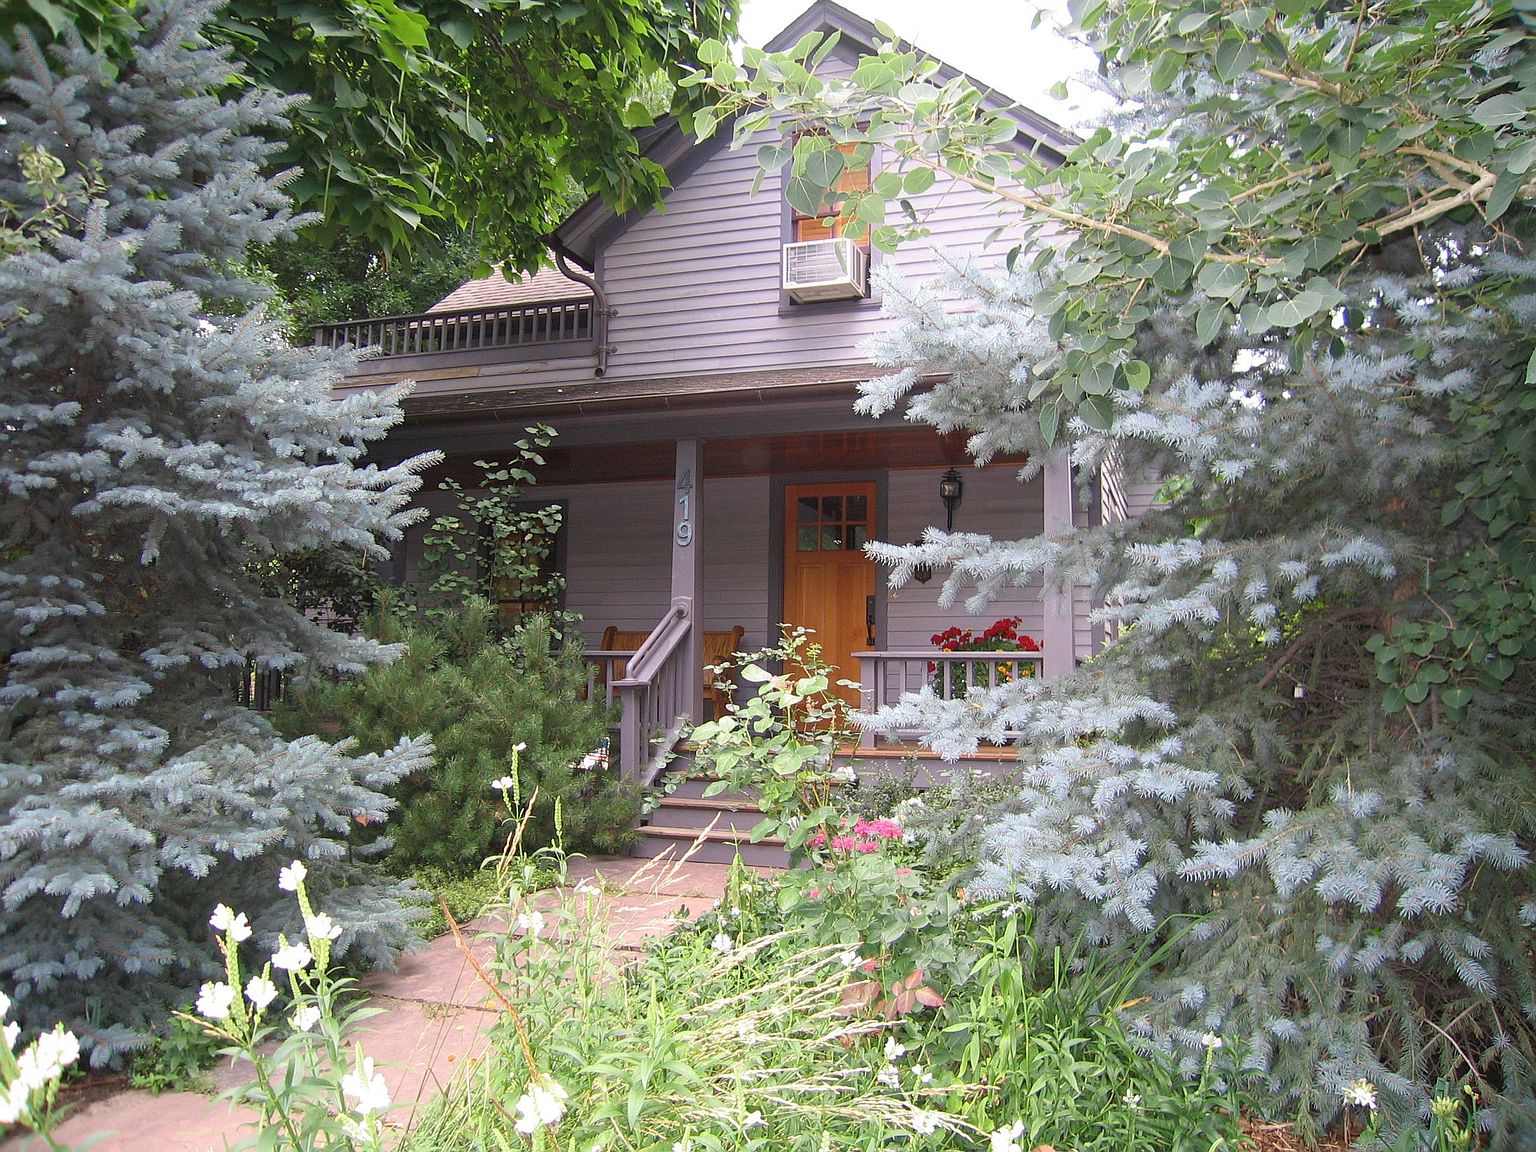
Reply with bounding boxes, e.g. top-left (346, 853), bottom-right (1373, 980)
top-left (676, 469), bottom-right (694, 547)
